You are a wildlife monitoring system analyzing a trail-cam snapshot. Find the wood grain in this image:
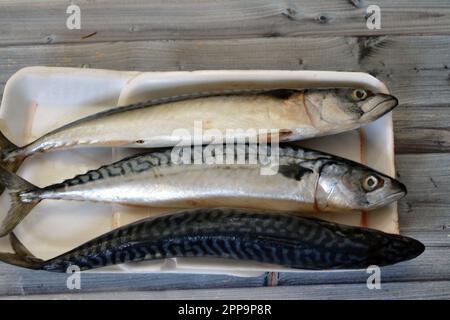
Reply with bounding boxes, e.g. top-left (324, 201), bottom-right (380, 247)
top-left (1, 0), bottom-right (450, 46)
top-left (4, 280), bottom-right (450, 300)
top-left (2, 36), bottom-right (449, 106)
top-left (0, 264), bottom-right (268, 296)
top-left (0, 36), bottom-right (445, 91)
top-left (395, 153), bottom-right (450, 248)
top-left (396, 154), bottom-right (450, 207)
top-left (394, 105), bottom-right (450, 153)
